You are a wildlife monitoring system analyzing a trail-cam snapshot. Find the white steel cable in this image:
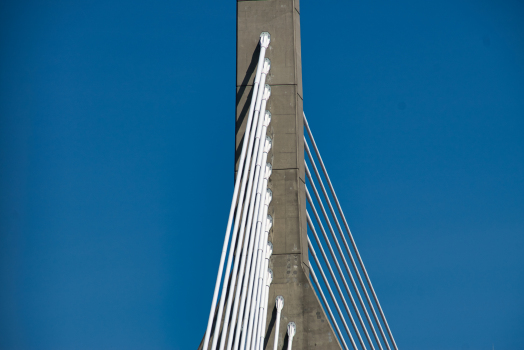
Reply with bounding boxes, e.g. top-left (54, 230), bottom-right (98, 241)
top-left (305, 143), bottom-right (383, 350)
top-left (306, 214), bottom-right (360, 350)
top-left (234, 188), bottom-right (272, 350)
top-left (306, 208), bottom-right (368, 350)
top-left (238, 187), bottom-right (272, 350)
top-left (286, 322), bottom-right (296, 350)
top-left (309, 265), bottom-right (350, 350)
top-left (218, 113), bottom-right (272, 350)
top-left (272, 296), bottom-right (284, 350)
top-left (256, 244), bottom-right (273, 350)
top-left (245, 222), bottom-right (269, 349)
top-left (202, 32), bottom-right (270, 350)
top-left (240, 85), bottom-right (272, 350)
top-left (228, 144), bottom-right (272, 350)
top-left (304, 114), bottom-right (397, 350)
top-left (244, 174), bottom-right (273, 350)
top-left (210, 63), bottom-right (271, 350)
top-left (257, 266), bottom-right (273, 350)
top-left (305, 165), bottom-right (375, 350)
top-left (246, 242), bottom-right (265, 349)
